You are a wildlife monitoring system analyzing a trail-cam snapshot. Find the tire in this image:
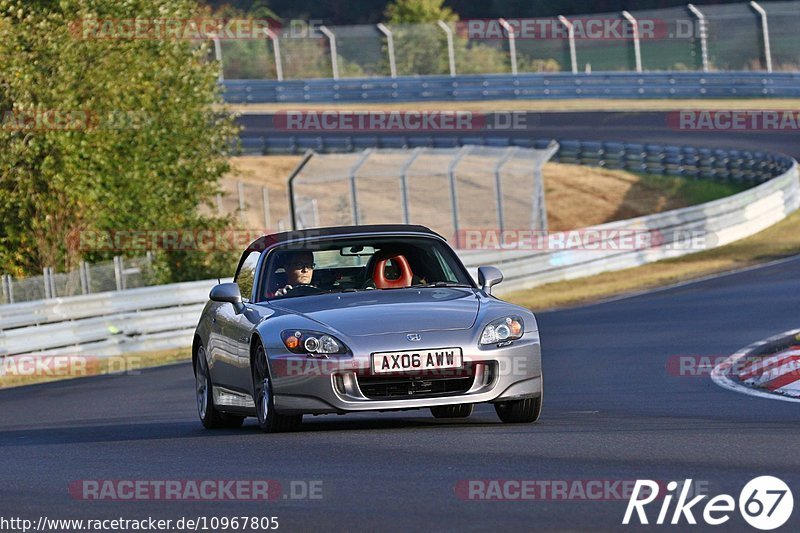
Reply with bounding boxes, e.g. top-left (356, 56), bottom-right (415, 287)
top-left (494, 397), bottom-right (542, 423)
top-left (195, 345), bottom-right (245, 429)
top-left (495, 374), bottom-right (543, 424)
top-left (252, 343), bottom-right (302, 433)
top-left (430, 404), bottom-right (474, 418)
